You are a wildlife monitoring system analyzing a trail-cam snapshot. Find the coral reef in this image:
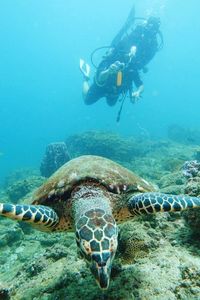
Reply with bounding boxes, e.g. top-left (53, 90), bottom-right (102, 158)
top-left (4, 168), bottom-right (40, 187)
top-left (40, 142), bottom-right (70, 177)
top-left (193, 148), bottom-right (200, 161)
top-left (157, 171), bottom-right (185, 194)
top-left (6, 176), bottom-right (45, 203)
top-left (1, 211), bottom-right (200, 299)
top-left (182, 160), bottom-right (200, 178)
top-left (0, 285), bottom-right (10, 300)
top-left (168, 124), bottom-right (200, 145)
top-left (183, 174), bottom-right (200, 235)
top-left (184, 177), bottom-right (200, 197)
top-left (66, 131), bottom-right (148, 162)
top-left (1, 133), bottom-right (200, 299)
